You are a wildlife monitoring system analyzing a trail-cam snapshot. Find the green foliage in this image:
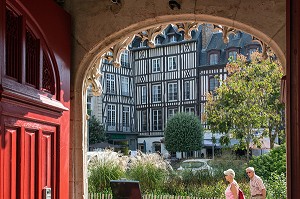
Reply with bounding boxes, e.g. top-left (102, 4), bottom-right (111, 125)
top-left (164, 112), bottom-right (204, 152)
top-left (88, 162), bottom-right (125, 192)
top-left (248, 144), bottom-right (286, 180)
top-left (88, 150), bottom-right (127, 192)
top-left (87, 150), bottom-right (285, 199)
top-left (265, 173), bottom-right (287, 199)
top-left (126, 152), bottom-right (172, 193)
top-left (208, 159), bottom-right (248, 183)
top-left (203, 53), bottom-right (284, 160)
top-left (88, 115), bottom-right (106, 145)
top-left (127, 163), bottom-right (168, 193)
